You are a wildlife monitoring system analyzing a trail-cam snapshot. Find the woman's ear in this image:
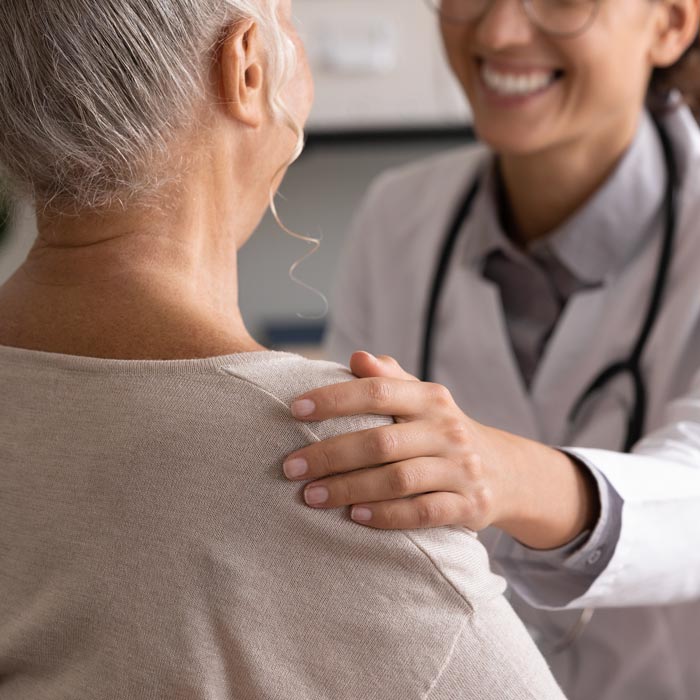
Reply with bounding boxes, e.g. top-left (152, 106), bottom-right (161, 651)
top-left (218, 20), bottom-right (266, 128)
top-left (649, 0), bottom-right (700, 69)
